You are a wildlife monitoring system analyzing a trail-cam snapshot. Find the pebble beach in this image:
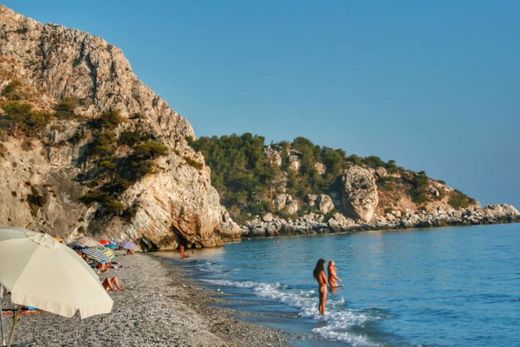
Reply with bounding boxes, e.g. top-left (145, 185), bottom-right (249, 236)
top-left (0, 253), bottom-right (288, 346)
